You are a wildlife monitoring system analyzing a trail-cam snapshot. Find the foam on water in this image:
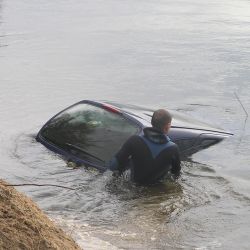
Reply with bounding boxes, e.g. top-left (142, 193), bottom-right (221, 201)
top-left (6, 133), bottom-right (249, 249)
